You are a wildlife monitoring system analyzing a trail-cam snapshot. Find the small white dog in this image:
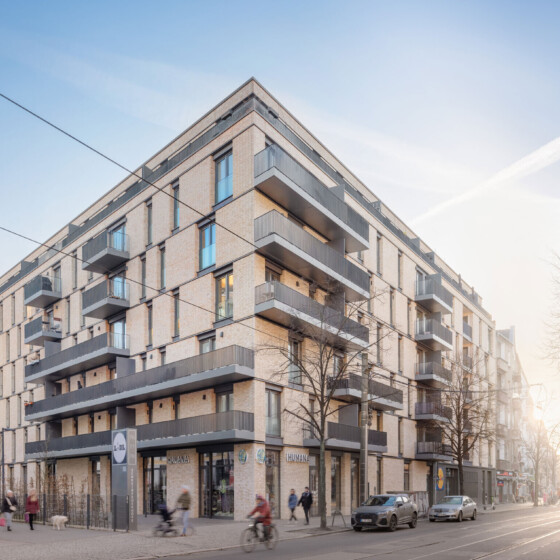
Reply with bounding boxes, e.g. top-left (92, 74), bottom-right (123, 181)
top-left (51, 515), bottom-right (68, 530)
